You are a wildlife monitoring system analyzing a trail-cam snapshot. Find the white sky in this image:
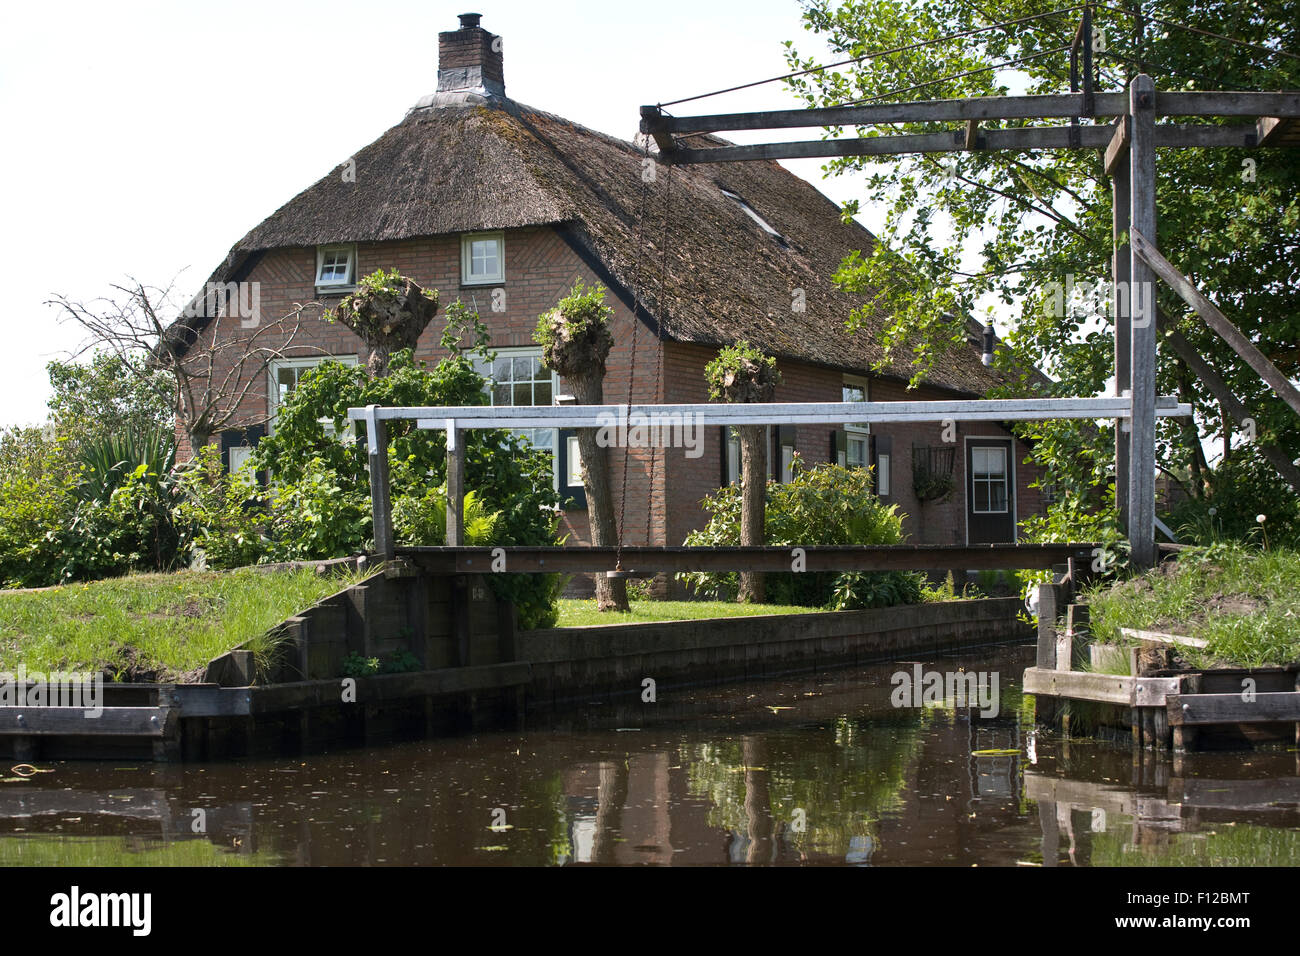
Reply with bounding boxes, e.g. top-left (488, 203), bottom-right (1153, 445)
top-left (8, 0), bottom-right (1173, 445)
top-left (1, 0), bottom-right (901, 428)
